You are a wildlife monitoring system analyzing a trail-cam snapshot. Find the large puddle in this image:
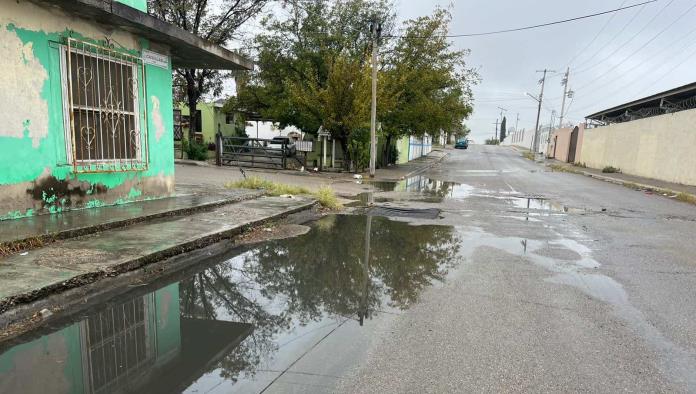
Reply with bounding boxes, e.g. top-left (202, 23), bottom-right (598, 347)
top-left (0, 215), bottom-right (461, 393)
